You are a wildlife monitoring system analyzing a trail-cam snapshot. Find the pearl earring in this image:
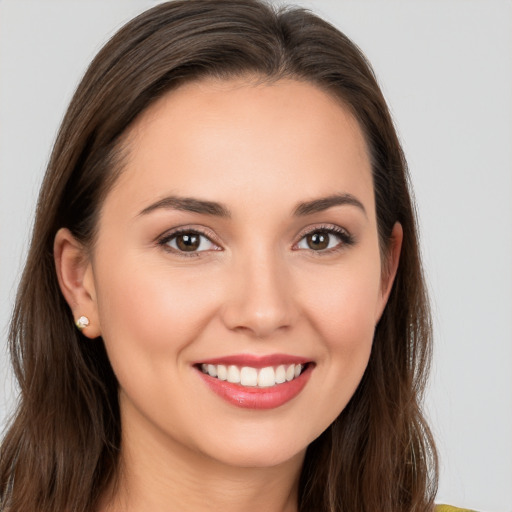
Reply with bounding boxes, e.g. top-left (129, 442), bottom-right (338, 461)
top-left (75, 315), bottom-right (90, 331)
